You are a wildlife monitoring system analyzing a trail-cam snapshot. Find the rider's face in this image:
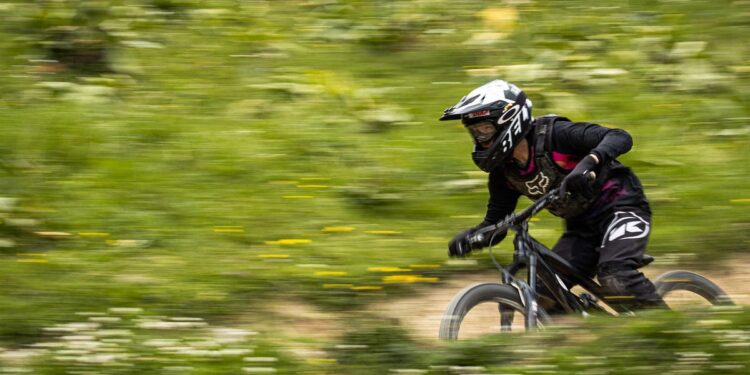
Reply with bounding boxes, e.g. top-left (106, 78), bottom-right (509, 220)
top-left (466, 121), bottom-right (498, 148)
